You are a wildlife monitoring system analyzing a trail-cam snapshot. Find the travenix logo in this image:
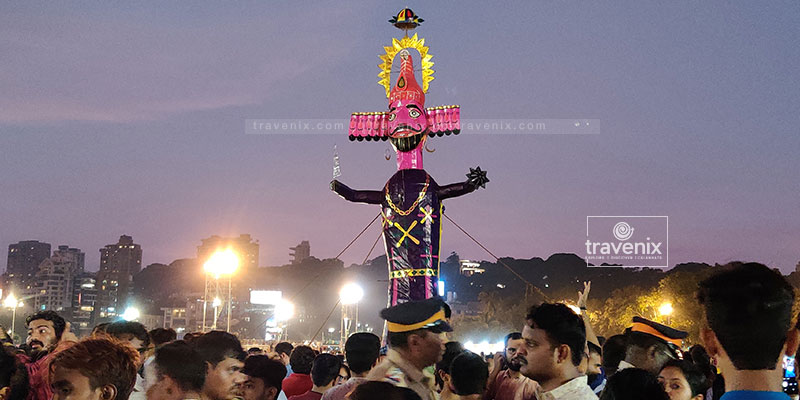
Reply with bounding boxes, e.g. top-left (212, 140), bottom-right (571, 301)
top-left (585, 216), bottom-right (668, 268)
